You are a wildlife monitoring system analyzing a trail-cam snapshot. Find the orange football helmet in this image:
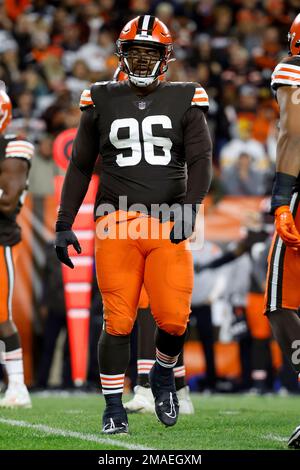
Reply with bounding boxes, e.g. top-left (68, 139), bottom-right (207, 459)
top-left (288, 13), bottom-right (300, 56)
top-left (0, 83), bottom-right (12, 134)
top-left (116, 15), bottom-right (173, 87)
